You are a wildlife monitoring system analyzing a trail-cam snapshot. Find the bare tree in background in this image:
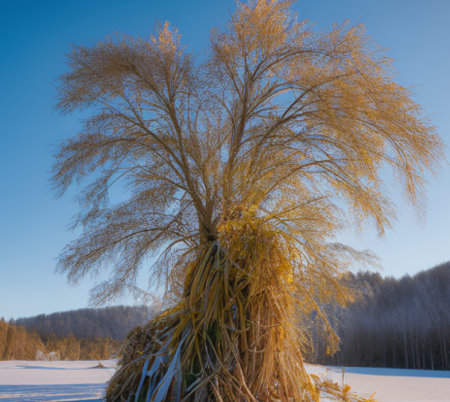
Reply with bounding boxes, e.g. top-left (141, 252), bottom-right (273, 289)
top-left (316, 266), bottom-right (450, 371)
top-left (53, 1), bottom-right (444, 400)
